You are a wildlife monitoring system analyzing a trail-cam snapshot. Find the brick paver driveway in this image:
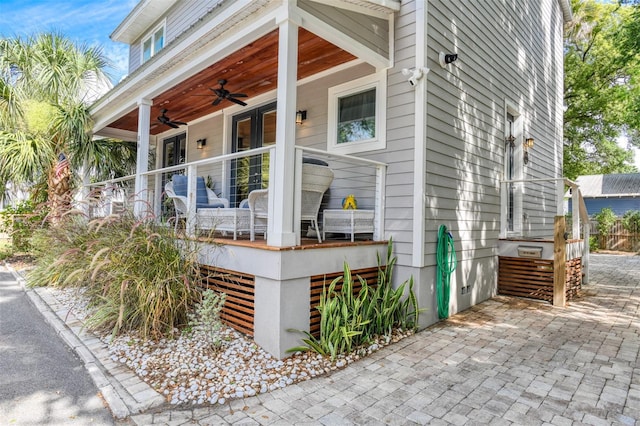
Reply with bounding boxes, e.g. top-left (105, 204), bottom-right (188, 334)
top-left (132, 254), bottom-right (639, 425)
